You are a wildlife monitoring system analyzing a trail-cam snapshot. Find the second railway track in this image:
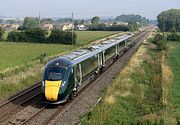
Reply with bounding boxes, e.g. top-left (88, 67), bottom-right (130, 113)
top-left (0, 82), bottom-right (41, 123)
